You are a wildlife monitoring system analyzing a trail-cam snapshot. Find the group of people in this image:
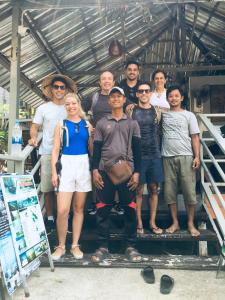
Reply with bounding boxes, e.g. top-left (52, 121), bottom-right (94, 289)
top-left (28, 60), bottom-right (201, 263)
